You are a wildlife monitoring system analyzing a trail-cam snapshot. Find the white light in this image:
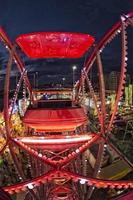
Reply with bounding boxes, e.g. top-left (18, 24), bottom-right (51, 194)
top-left (118, 29), bottom-right (121, 33)
top-left (106, 100), bottom-right (110, 105)
top-left (125, 57), bottom-right (128, 61)
top-left (118, 102), bottom-right (121, 106)
top-left (27, 183), bottom-right (34, 189)
top-left (104, 144), bottom-right (107, 148)
top-left (75, 149), bottom-right (80, 153)
top-left (72, 65), bottom-right (77, 71)
top-left (63, 37), bottom-right (68, 42)
top-left (80, 179), bottom-right (86, 184)
top-left (38, 153), bottom-right (43, 157)
top-left (121, 16), bottom-right (125, 21)
top-left (117, 190), bottom-right (122, 195)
